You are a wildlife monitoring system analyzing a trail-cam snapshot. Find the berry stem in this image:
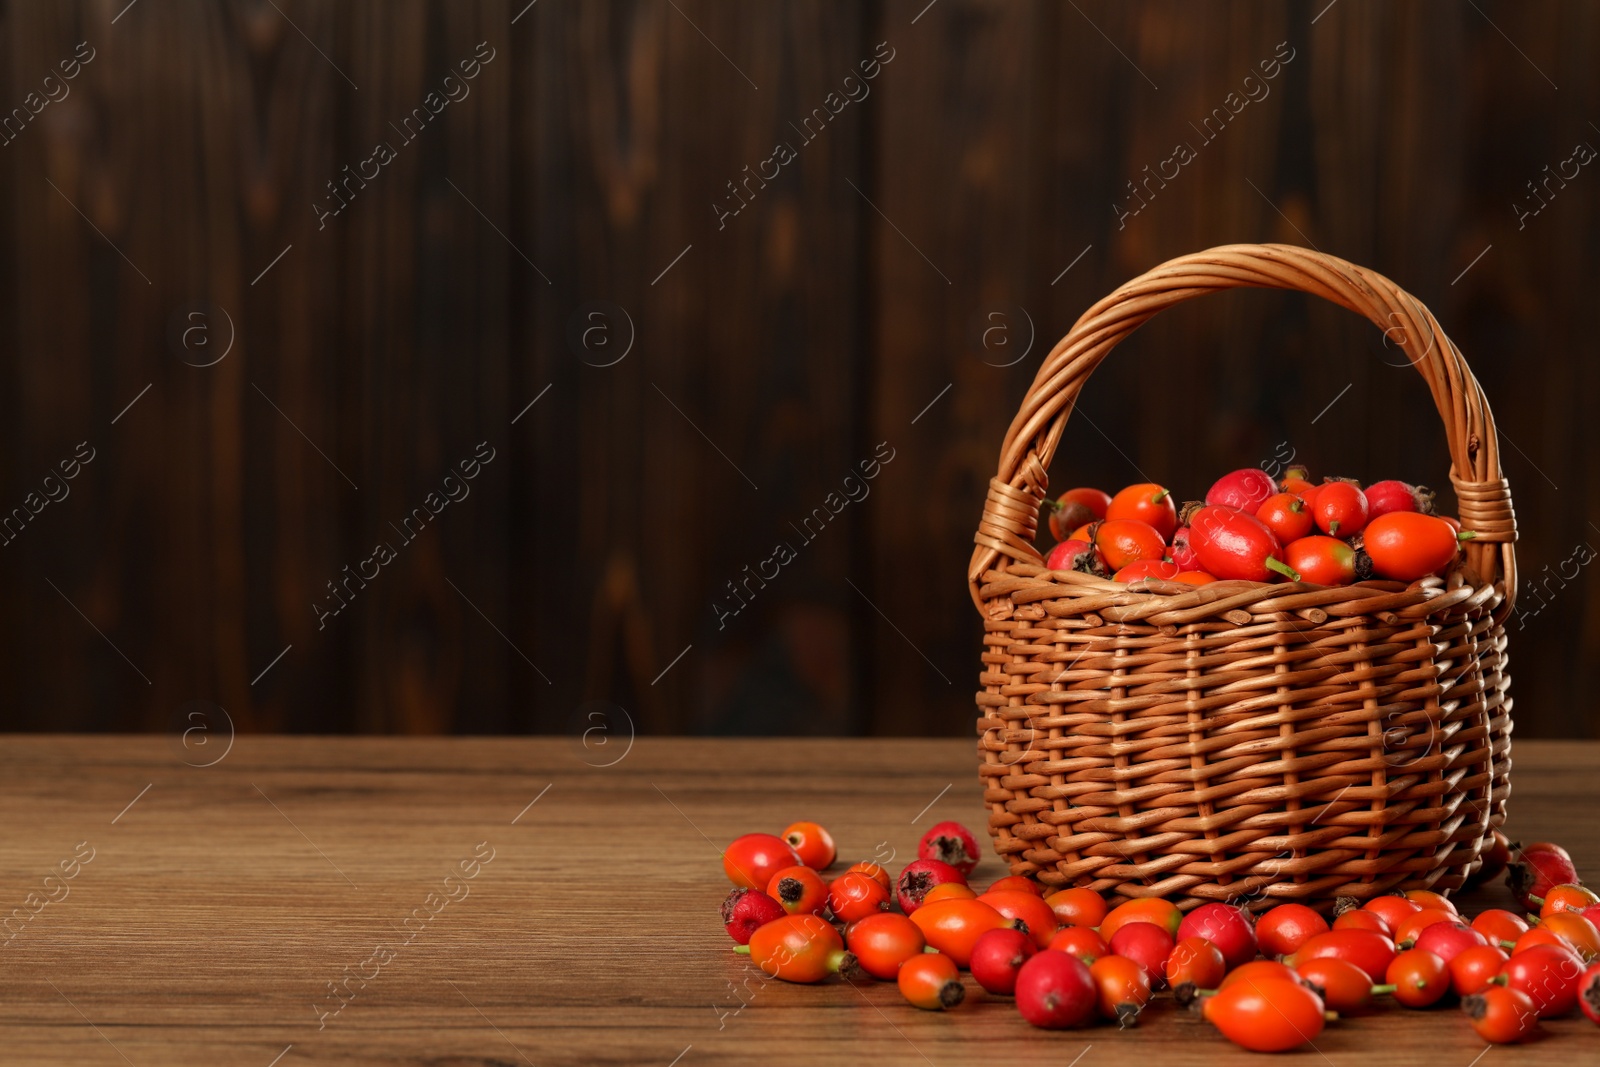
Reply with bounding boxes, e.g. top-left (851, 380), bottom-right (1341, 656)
top-left (1370, 983), bottom-right (1398, 996)
top-left (1266, 557), bottom-right (1301, 581)
top-left (733, 945), bottom-right (751, 955)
